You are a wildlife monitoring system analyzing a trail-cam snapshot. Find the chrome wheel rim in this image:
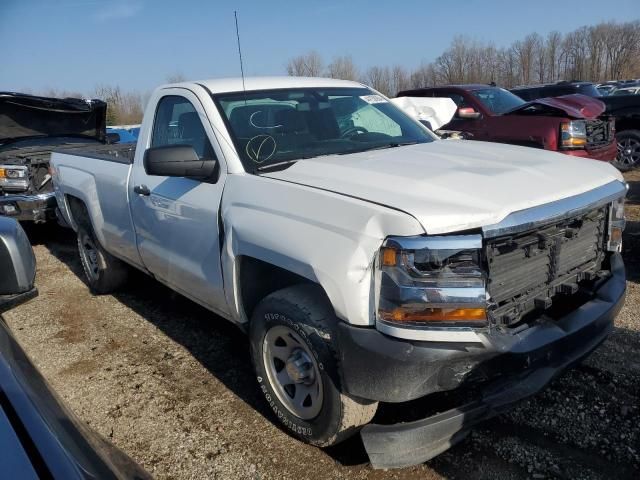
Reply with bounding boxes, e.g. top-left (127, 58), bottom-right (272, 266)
top-left (79, 233), bottom-right (100, 281)
top-left (617, 137), bottom-right (640, 167)
top-left (262, 325), bottom-right (323, 420)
